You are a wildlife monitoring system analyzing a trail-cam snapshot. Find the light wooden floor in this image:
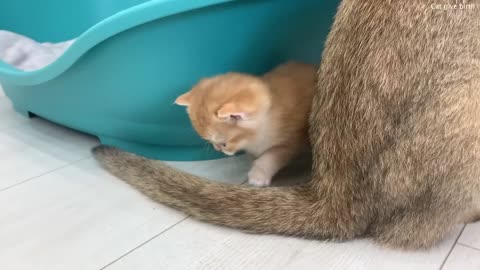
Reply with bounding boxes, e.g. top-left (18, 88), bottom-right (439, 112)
top-left (1, 86), bottom-right (479, 270)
